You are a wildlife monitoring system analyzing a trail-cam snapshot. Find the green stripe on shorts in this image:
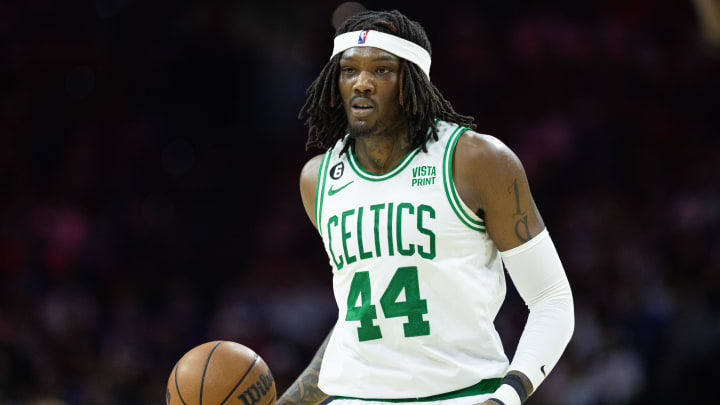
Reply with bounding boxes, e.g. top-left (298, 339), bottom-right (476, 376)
top-left (333, 378), bottom-right (502, 403)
